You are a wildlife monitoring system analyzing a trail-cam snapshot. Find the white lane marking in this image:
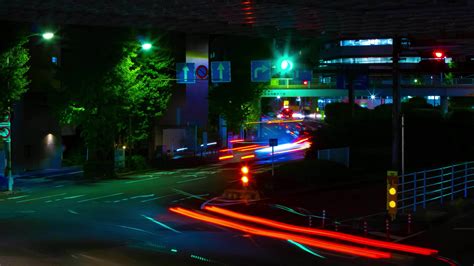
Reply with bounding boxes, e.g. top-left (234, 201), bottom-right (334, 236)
top-left (130, 194), bottom-right (155, 199)
top-left (142, 214), bottom-right (181, 233)
top-left (141, 193), bottom-right (176, 203)
top-left (68, 209), bottom-right (79, 215)
top-left (394, 230), bottom-right (427, 242)
top-left (173, 189), bottom-right (208, 201)
top-left (172, 193), bottom-right (210, 203)
top-left (116, 225), bottom-right (157, 235)
top-left (176, 176), bottom-right (207, 184)
top-left (17, 193), bottom-right (67, 203)
top-left (453, 228), bottom-right (474, 231)
top-left (113, 198), bottom-right (130, 203)
top-left (63, 195), bottom-right (85, 200)
top-left (8, 195), bottom-right (29, 200)
top-left (55, 185), bottom-right (64, 188)
top-left (125, 176), bottom-right (161, 184)
top-left (77, 193), bottom-right (124, 203)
